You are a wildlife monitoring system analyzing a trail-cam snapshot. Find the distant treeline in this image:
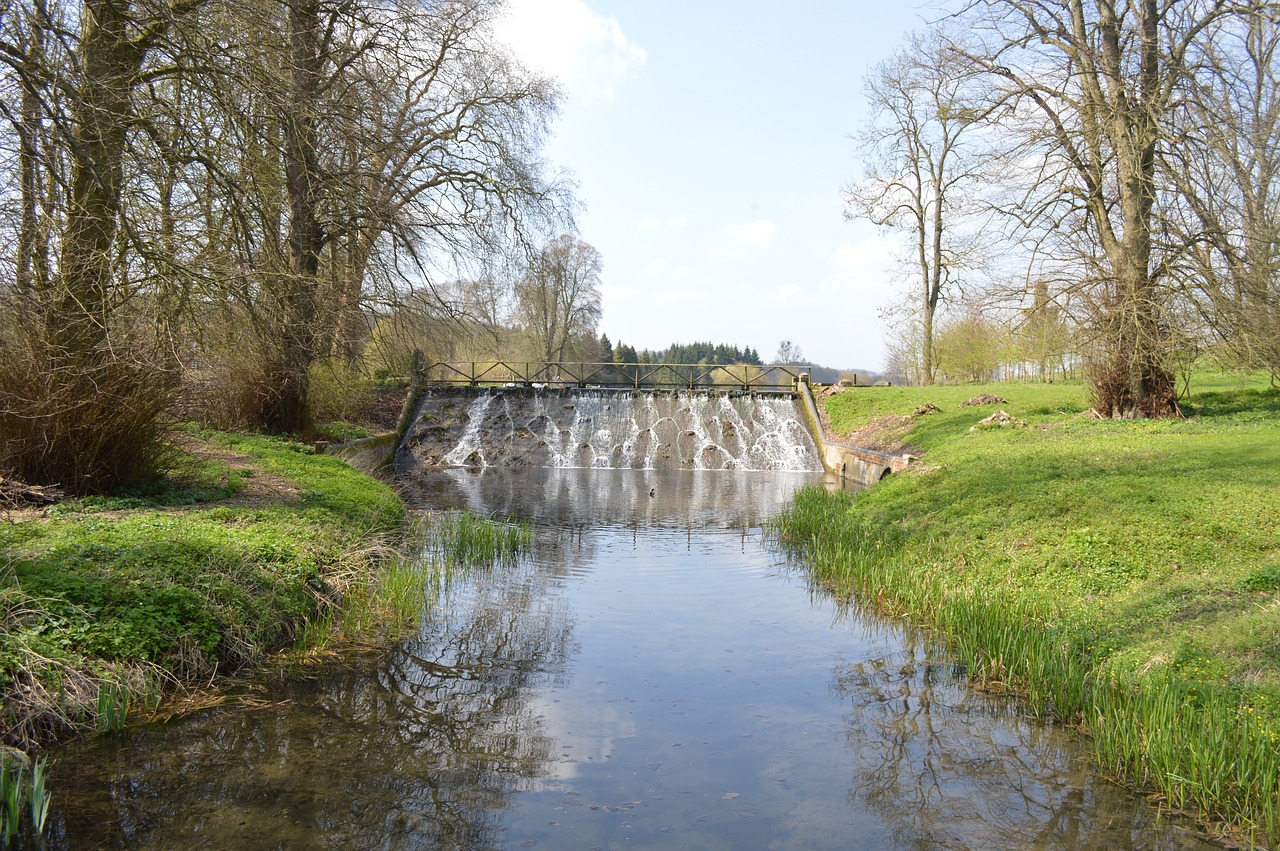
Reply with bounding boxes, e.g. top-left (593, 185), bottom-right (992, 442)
top-left (597, 335), bottom-right (885, 385)
top-left (601, 337), bottom-right (762, 367)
